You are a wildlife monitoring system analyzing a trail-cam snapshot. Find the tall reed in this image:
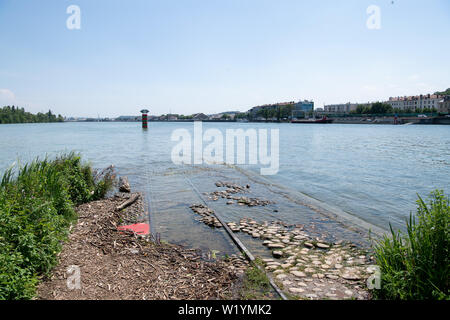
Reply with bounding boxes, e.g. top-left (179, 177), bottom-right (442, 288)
top-left (372, 190), bottom-right (449, 300)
